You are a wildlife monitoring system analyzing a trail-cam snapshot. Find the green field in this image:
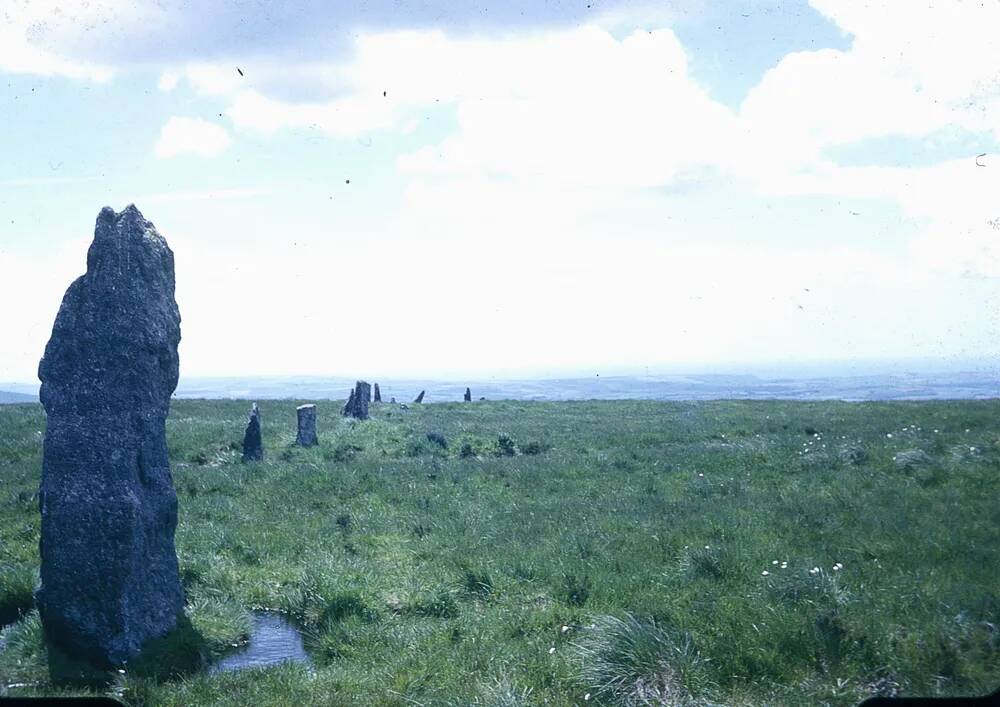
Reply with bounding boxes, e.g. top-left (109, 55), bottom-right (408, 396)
top-left (1, 398), bottom-right (999, 705)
